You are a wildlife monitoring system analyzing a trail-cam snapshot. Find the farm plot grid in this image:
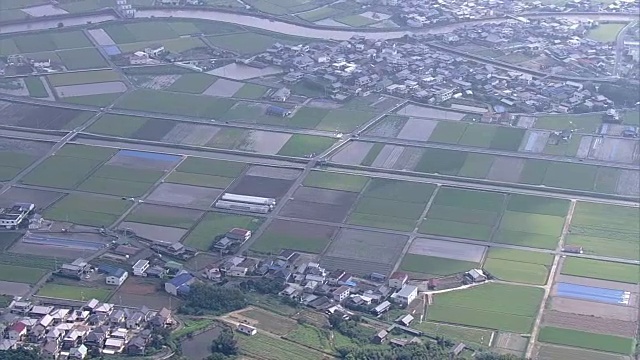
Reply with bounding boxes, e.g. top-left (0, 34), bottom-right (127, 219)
top-left (347, 178), bottom-right (436, 232)
top-left (560, 257), bottom-right (639, 284)
top-left (251, 219), bottom-right (337, 254)
top-left (565, 202), bottom-right (640, 260)
top-left (400, 238), bottom-right (485, 276)
top-left (492, 194), bottom-right (570, 249)
top-left (123, 203), bottom-right (203, 236)
top-left (419, 187), bottom-right (505, 241)
top-left (166, 157), bottom-right (246, 189)
top-left (484, 248), bottom-right (553, 285)
top-left (0, 101), bottom-right (96, 131)
top-left (44, 193), bottom-right (131, 227)
top-left (427, 283), bottom-right (544, 333)
top-left (537, 327), bottom-right (635, 356)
